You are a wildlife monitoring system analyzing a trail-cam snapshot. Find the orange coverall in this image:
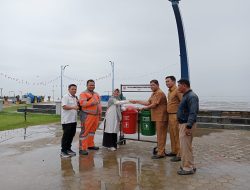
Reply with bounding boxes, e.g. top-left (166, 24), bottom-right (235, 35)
top-left (79, 90), bottom-right (102, 151)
